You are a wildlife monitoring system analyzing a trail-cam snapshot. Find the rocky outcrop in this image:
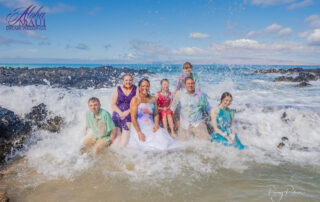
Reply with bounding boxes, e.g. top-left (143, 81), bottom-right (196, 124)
top-left (0, 107), bottom-right (31, 164)
top-left (295, 82), bottom-right (311, 88)
top-left (0, 103), bottom-right (63, 165)
top-left (254, 67), bottom-right (320, 87)
top-left (254, 67), bottom-right (304, 74)
top-left (25, 103), bottom-right (63, 132)
top-left (0, 66), bottom-right (152, 89)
